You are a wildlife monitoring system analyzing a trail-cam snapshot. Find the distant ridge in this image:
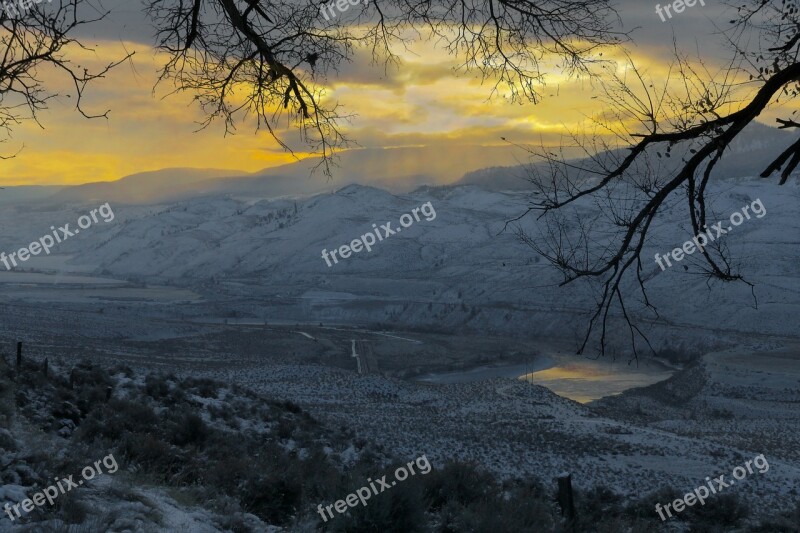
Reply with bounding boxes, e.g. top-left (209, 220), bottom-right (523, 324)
top-left (15, 124), bottom-right (797, 205)
top-left (48, 168), bottom-right (247, 204)
top-left (34, 145), bottom-right (520, 205)
top-left (457, 121), bottom-right (800, 191)
top-left (0, 185), bottom-right (64, 205)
